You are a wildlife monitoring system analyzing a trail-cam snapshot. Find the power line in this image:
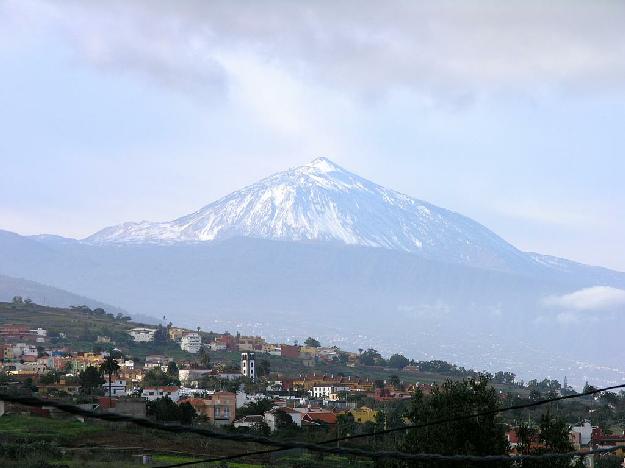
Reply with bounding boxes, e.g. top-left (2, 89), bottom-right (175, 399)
top-left (158, 446), bottom-right (622, 467)
top-left (327, 382), bottom-right (625, 443)
top-left (1, 383), bottom-right (623, 463)
top-left (151, 382), bottom-right (625, 466)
